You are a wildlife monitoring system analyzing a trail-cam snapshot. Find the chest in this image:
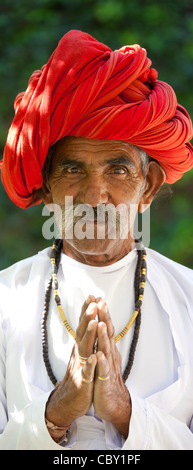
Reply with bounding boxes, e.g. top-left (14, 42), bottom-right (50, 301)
top-left (46, 264), bottom-right (179, 397)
